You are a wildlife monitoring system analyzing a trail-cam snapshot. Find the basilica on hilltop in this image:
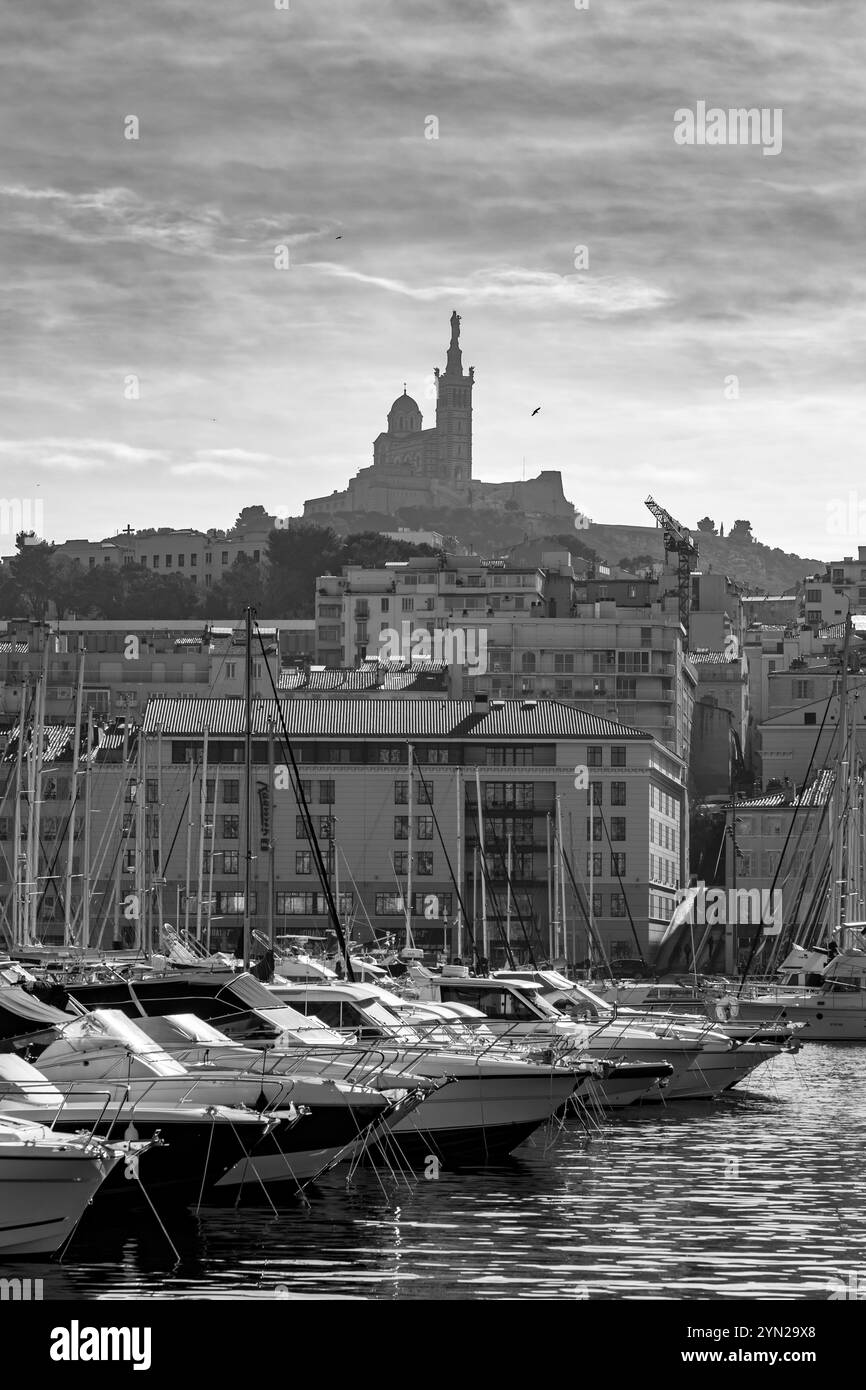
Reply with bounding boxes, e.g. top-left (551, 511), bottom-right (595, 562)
top-left (303, 313), bottom-right (575, 533)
